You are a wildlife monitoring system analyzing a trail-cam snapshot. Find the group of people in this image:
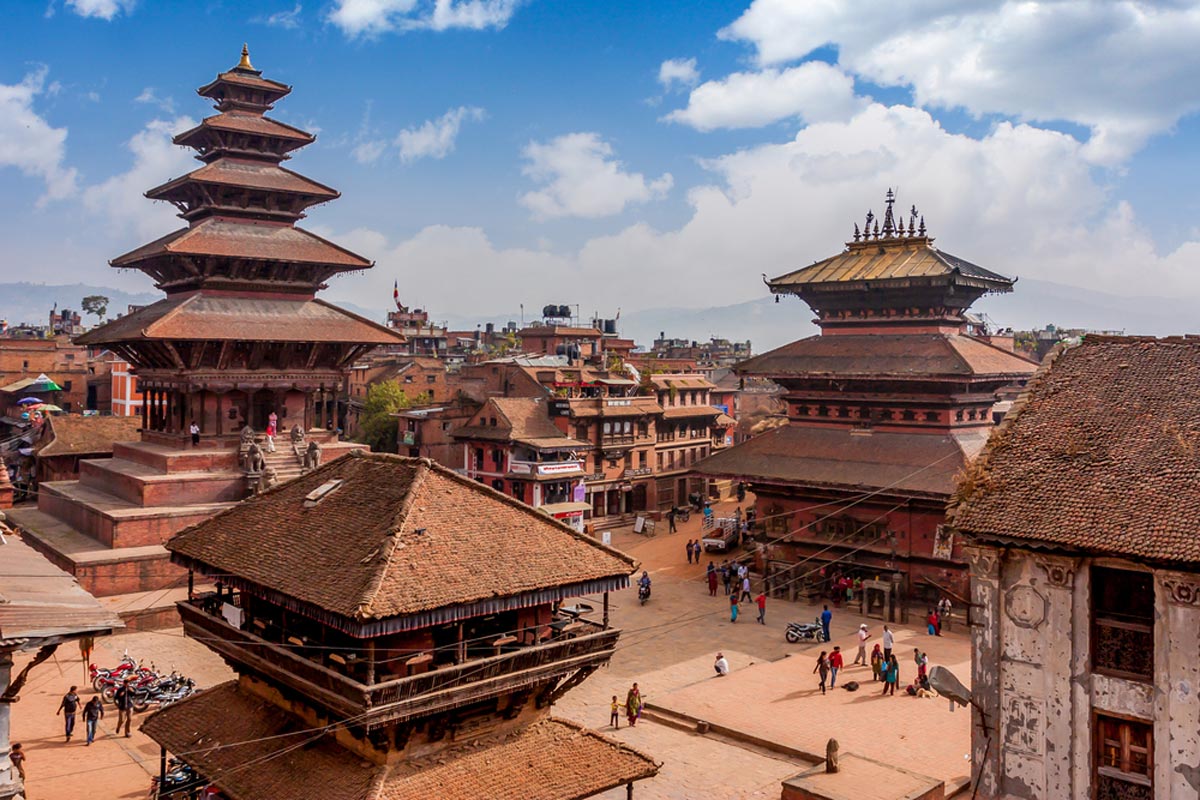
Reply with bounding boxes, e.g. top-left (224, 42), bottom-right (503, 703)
top-left (926, 597), bottom-right (953, 635)
top-left (612, 682), bottom-right (645, 728)
top-left (684, 538), bottom-right (704, 563)
top-left (812, 621), bottom-right (940, 698)
top-left (703, 560), bottom-right (766, 623)
top-left (53, 679), bottom-right (135, 748)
